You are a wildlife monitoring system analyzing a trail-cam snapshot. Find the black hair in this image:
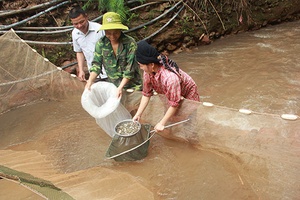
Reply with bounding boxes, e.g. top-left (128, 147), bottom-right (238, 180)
top-left (136, 40), bottom-right (180, 75)
top-left (69, 6), bottom-right (87, 19)
top-left (136, 40), bottom-right (160, 64)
